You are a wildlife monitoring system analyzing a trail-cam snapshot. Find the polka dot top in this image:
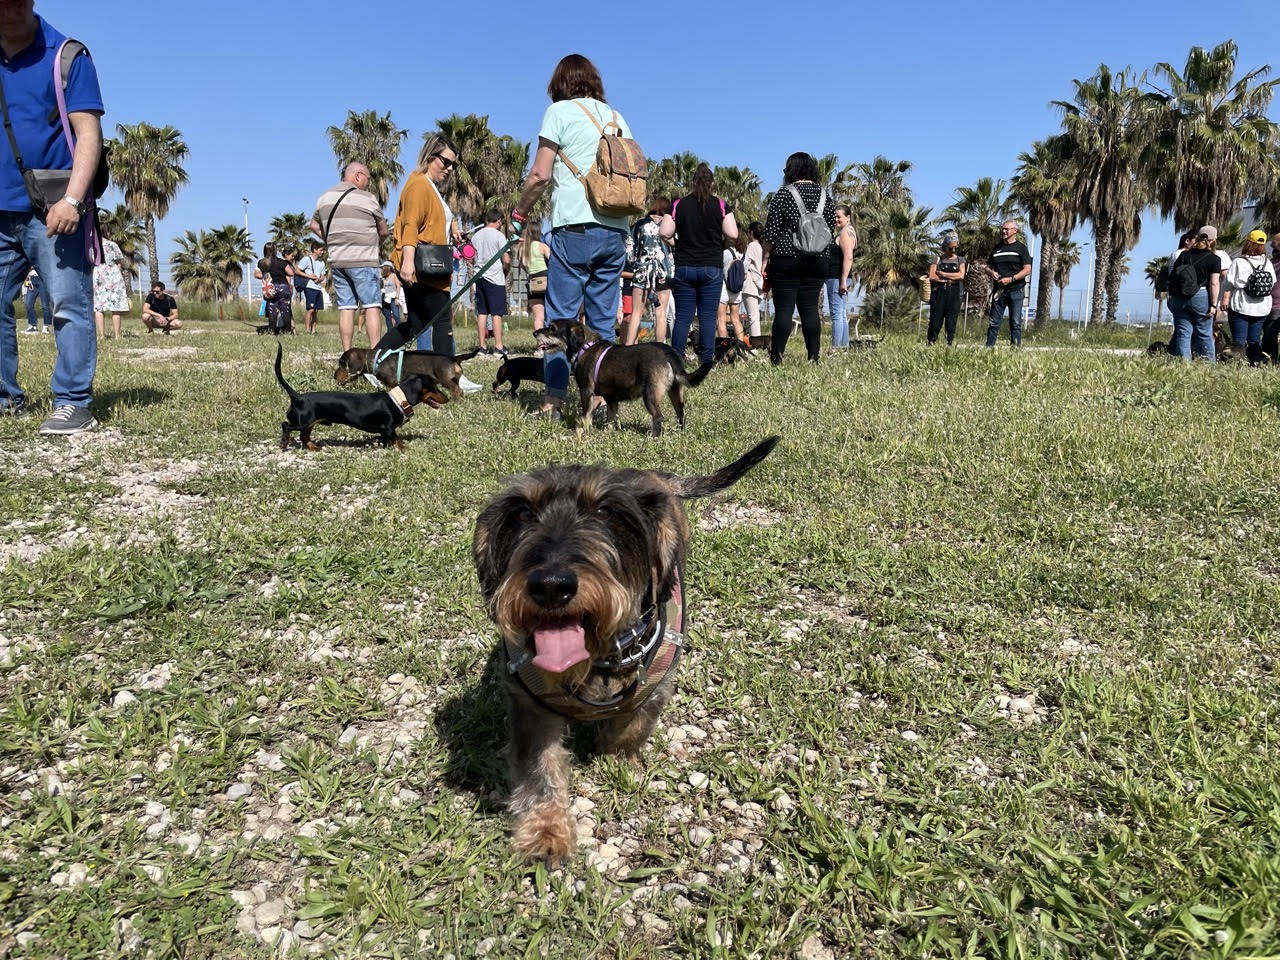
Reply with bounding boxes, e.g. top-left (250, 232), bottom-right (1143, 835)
top-left (762, 182), bottom-right (839, 260)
